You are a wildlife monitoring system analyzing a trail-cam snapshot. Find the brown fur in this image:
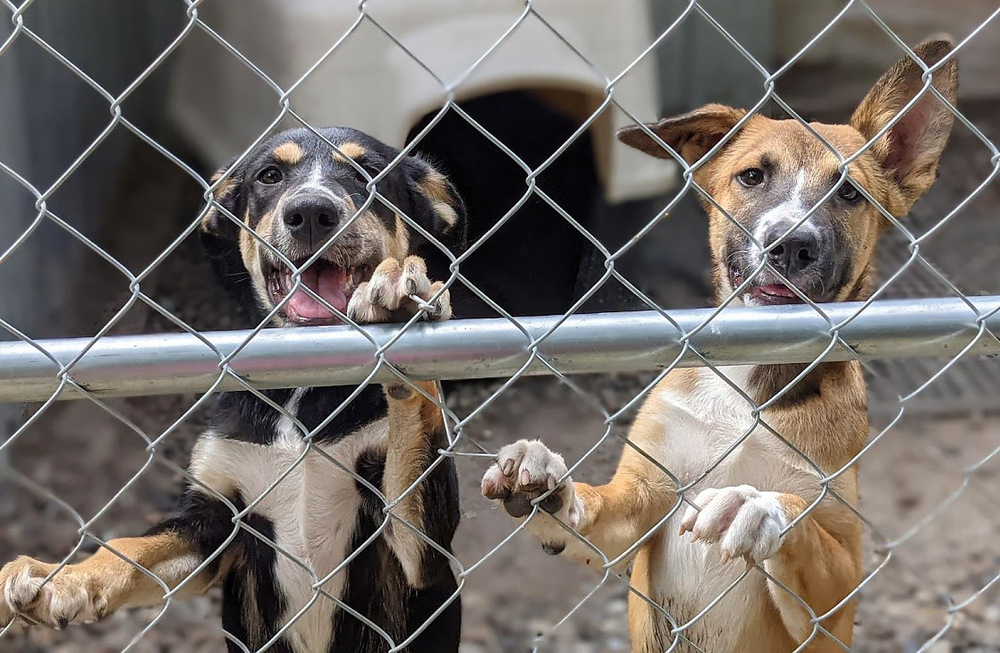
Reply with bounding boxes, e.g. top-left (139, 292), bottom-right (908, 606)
top-left (383, 380), bottom-right (447, 588)
top-left (391, 215), bottom-right (411, 260)
top-left (484, 39), bottom-right (958, 652)
top-left (416, 169), bottom-right (459, 228)
top-left (0, 532), bottom-right (233, 626)
top-left (606, 39), bottom-right (953, 650)
top-left (200, 172), bottom-right (239, 236)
